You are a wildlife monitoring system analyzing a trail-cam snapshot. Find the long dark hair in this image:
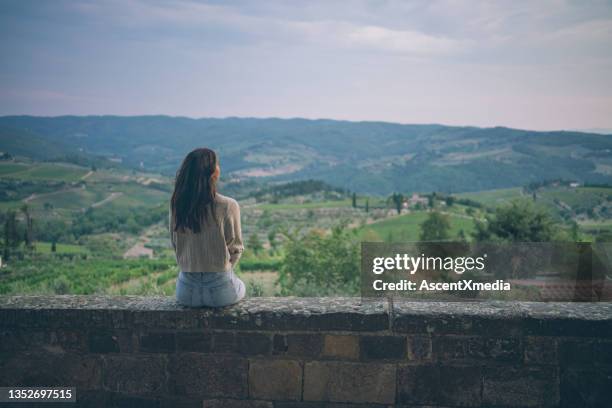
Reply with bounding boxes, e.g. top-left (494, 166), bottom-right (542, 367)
top-left (171, 148), bottom-right (218, 233)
